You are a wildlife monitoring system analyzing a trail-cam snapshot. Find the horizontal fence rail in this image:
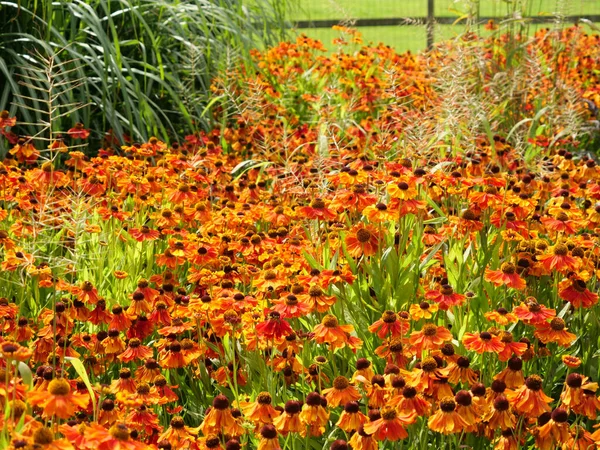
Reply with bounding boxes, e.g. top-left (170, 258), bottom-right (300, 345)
top-left (294, 15), bottom-right (600, 29)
